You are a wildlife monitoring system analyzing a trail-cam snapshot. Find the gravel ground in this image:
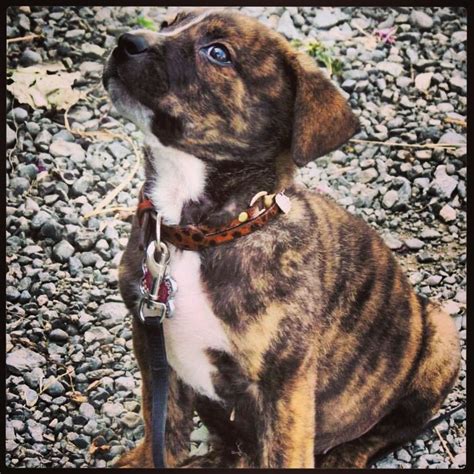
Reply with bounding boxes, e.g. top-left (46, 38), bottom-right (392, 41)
top-left (6, 6), bottom-right (466, 469)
